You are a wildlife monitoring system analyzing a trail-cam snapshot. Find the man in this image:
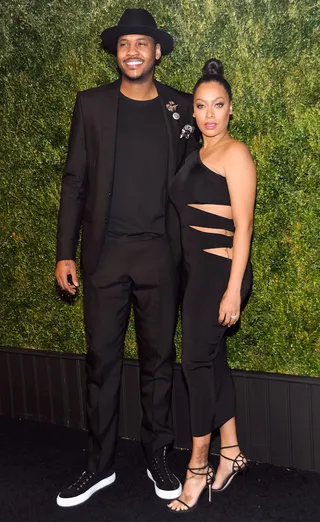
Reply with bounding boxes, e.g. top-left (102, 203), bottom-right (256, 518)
top-left (55, 8), bottom-right (198, 507)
